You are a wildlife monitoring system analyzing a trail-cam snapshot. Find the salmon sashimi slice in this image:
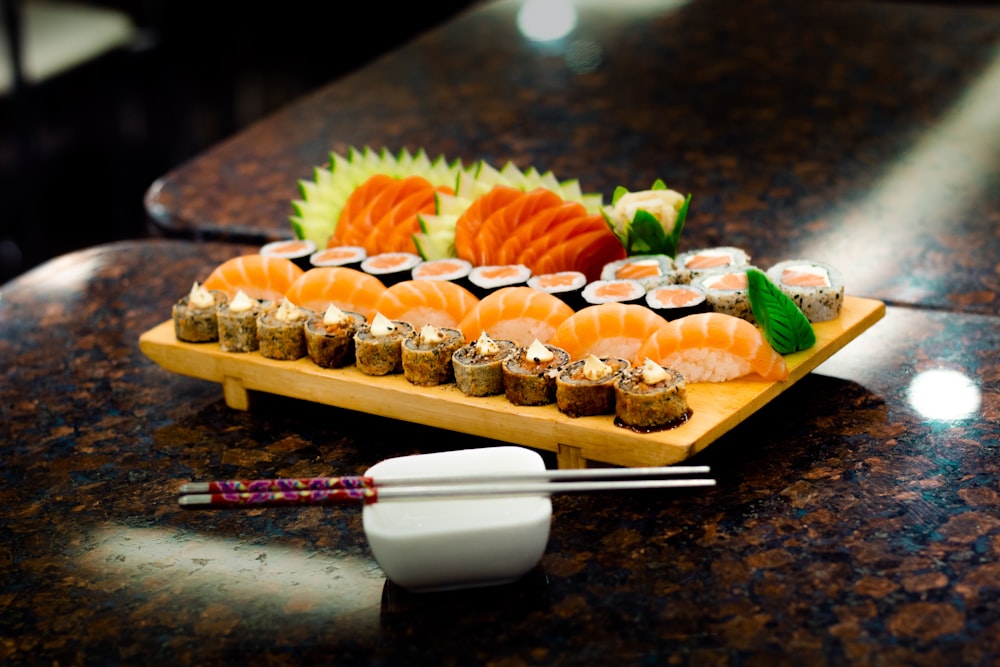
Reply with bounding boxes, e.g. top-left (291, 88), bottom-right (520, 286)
top-left (515, 214), bottom-right (611, 272)
top-left (548, 302), bottom-right (669, 363)
top-left (493, 200), bottom-right (588, 266)
top-left (362, 183), bottom-right (443, 255)
top-left (532, 227), bottom-right (627, 283)
top-left (457, 286), bottom-right (574, 347)
top-left (347, 176), bottom-right (438, 252)
top-left (202, 254), bottom-right (305, 301)
top-left (372, 279), bottom-right (480, 330)
top-left (453, 185), bottom-right (524, 263)
top-left (284, 267), bottom-right (387, 318)
top-left (330, 174), bottom-right (396, 246)
top-left (473, 188), bottom-right (564, 265)
top-left (635, 312), bottom-right (789, 383)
